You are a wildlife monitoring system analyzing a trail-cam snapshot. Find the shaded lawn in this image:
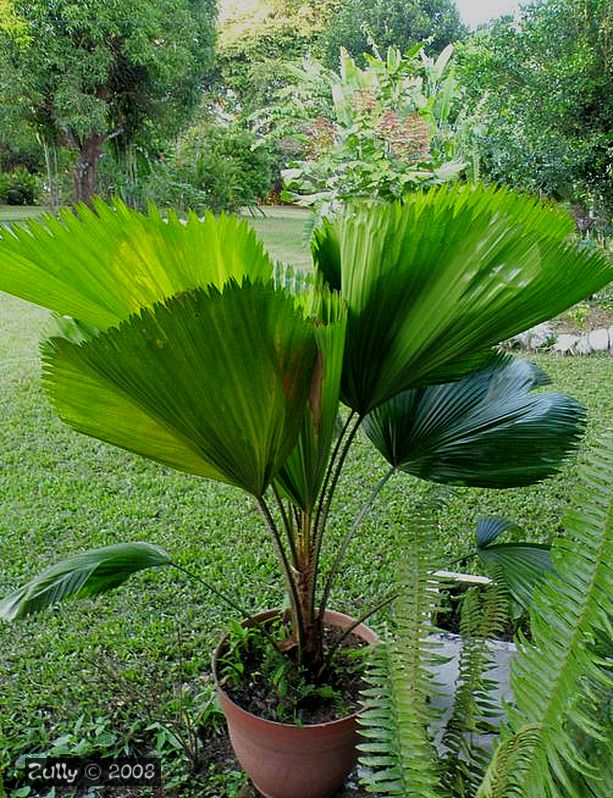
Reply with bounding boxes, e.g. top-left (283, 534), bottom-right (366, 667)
top-left (0, 205), bottom-right (46, 224)
top-left (0, 206), bottom-right (612, 795)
